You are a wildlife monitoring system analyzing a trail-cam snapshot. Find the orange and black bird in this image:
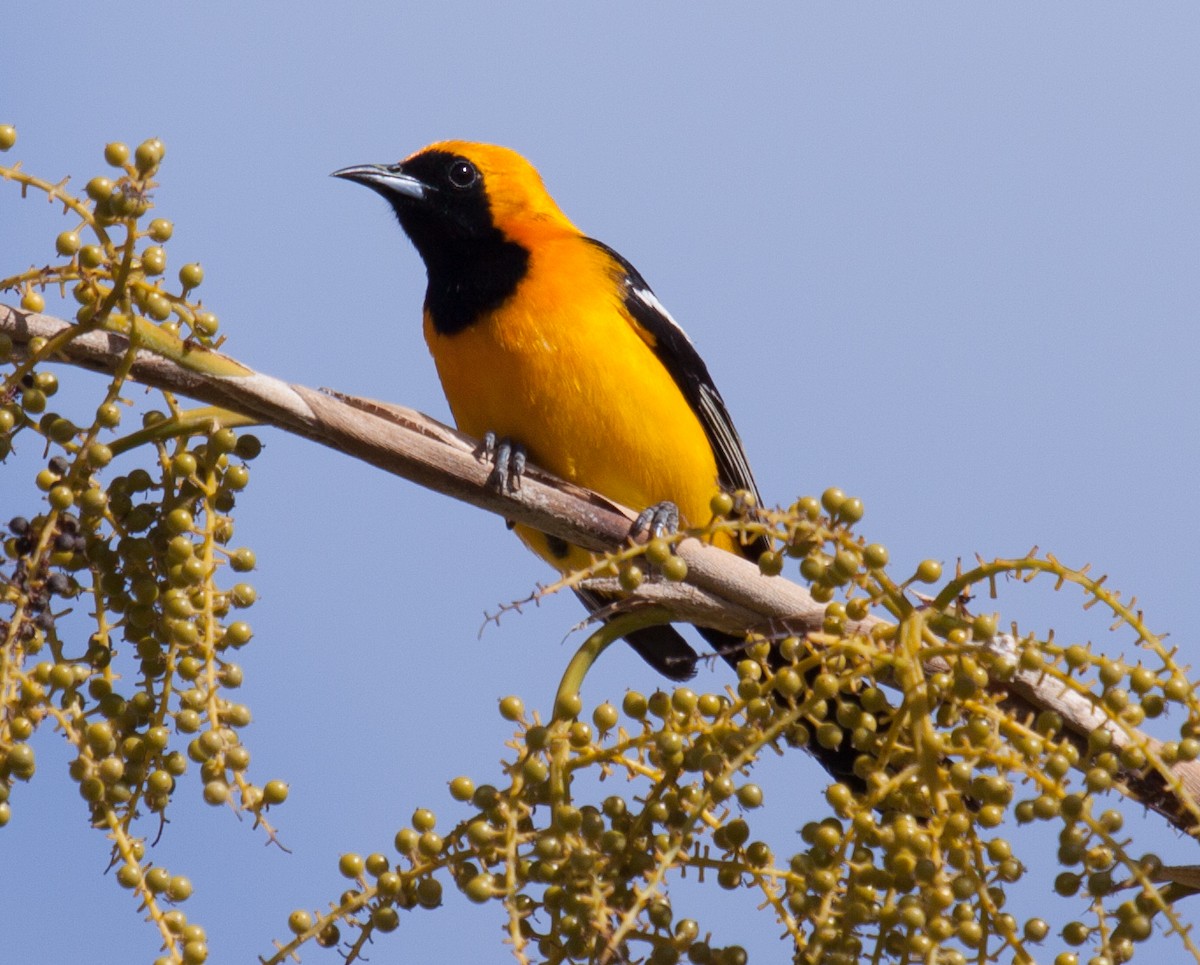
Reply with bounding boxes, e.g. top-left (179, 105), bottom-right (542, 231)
top-left (332, 141), bottom-right (761, 674)
top-left (333, 142), bottom-right (857, 781)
